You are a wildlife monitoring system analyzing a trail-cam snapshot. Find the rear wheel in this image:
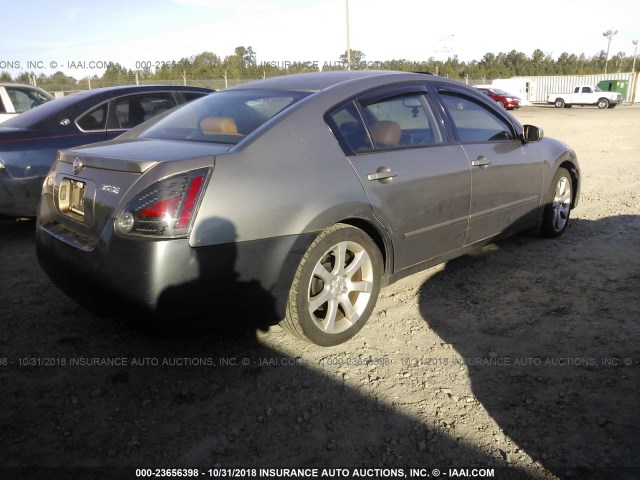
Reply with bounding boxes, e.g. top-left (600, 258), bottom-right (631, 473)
top-left (281, 224), bottom-right (382, 346)
top-left (597, 98), bottom-right (609, 109)
top-left (554, 98), bottom-right (565, 108)
top-left (541, 168), bottom-right (573, 238)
